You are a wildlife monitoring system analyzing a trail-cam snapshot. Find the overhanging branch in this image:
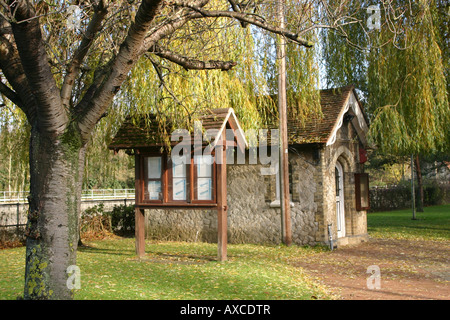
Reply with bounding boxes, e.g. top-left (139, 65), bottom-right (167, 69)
top-left (0, 78), bottom-right (21, 106)
top-left (75, 0), bottom-right (164, 142)
top-left (183, 4), bottom-right (315, 47)
top-left (228, 0), bottom-right (247, 28)
top-left (148, 44), bottom-right (237, 71)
